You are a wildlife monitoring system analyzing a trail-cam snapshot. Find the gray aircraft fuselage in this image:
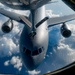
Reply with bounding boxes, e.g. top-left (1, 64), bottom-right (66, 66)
top-left (1, 0), bottom-right (49, 70)
top-left (20, 6), bottom-right (49, 70)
